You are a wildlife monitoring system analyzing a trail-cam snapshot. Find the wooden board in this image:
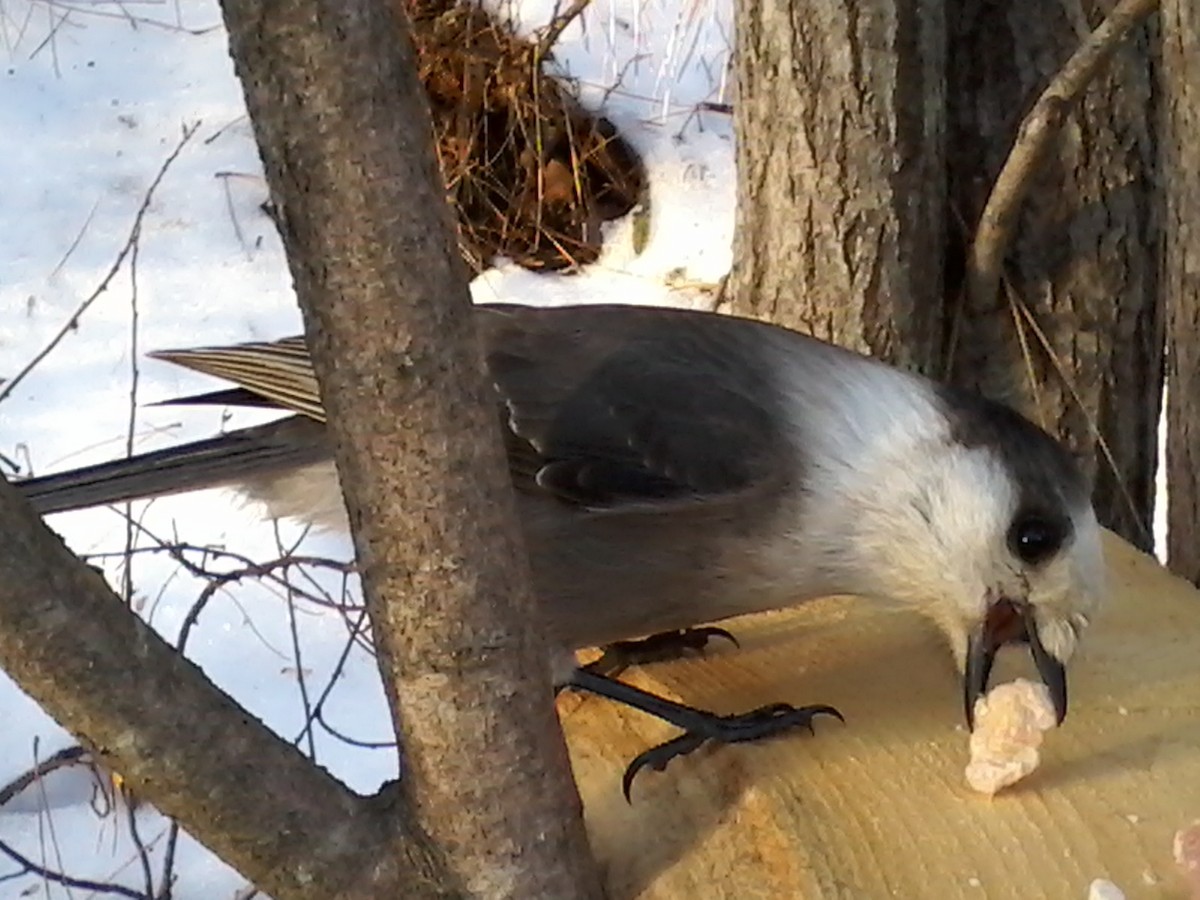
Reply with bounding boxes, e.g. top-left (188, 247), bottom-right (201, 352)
top-left (562, 534), bottom-right (1200, 899)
